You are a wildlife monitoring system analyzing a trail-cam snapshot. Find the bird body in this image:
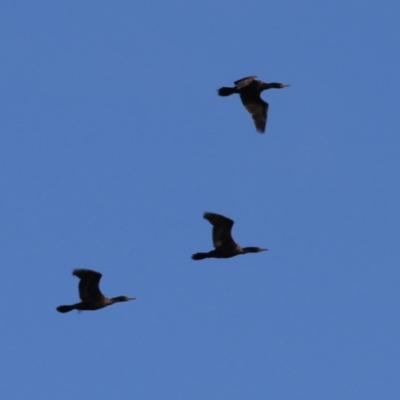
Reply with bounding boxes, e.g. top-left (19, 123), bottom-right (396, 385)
top-left (218, 76), bottom-right (289, 133)
top-left (57, 269), bottom-right (135, 313)
top-left (192, 212), bottom-right (267, 260)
